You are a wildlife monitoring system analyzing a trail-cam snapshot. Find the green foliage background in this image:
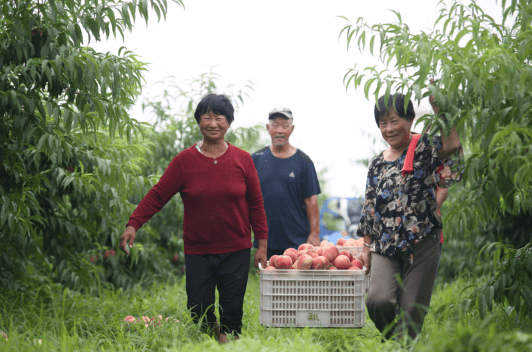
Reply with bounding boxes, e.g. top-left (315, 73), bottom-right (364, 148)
top-left (0, 0), bottom-right (266, 295)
